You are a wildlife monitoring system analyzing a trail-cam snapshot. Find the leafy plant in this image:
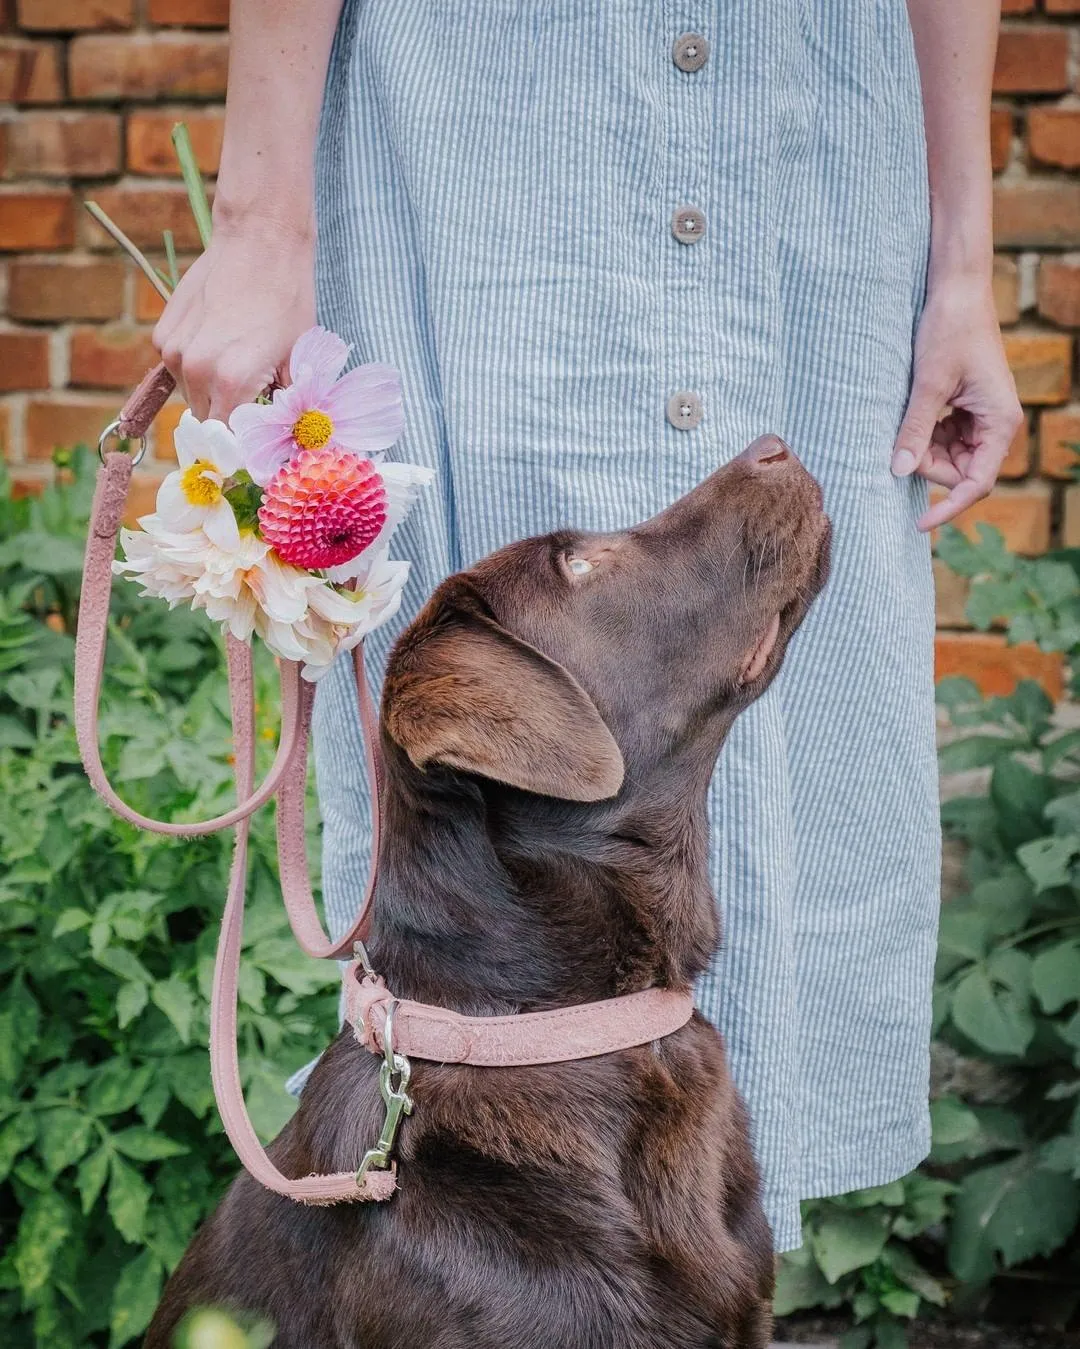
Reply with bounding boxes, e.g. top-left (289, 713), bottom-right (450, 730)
top-left (775, 1174), bottom-right (953, 1349)
top-left (0, 449), bottom-right (339, 1347)
top-left (777, 516), bottom-right (1080, 1344)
